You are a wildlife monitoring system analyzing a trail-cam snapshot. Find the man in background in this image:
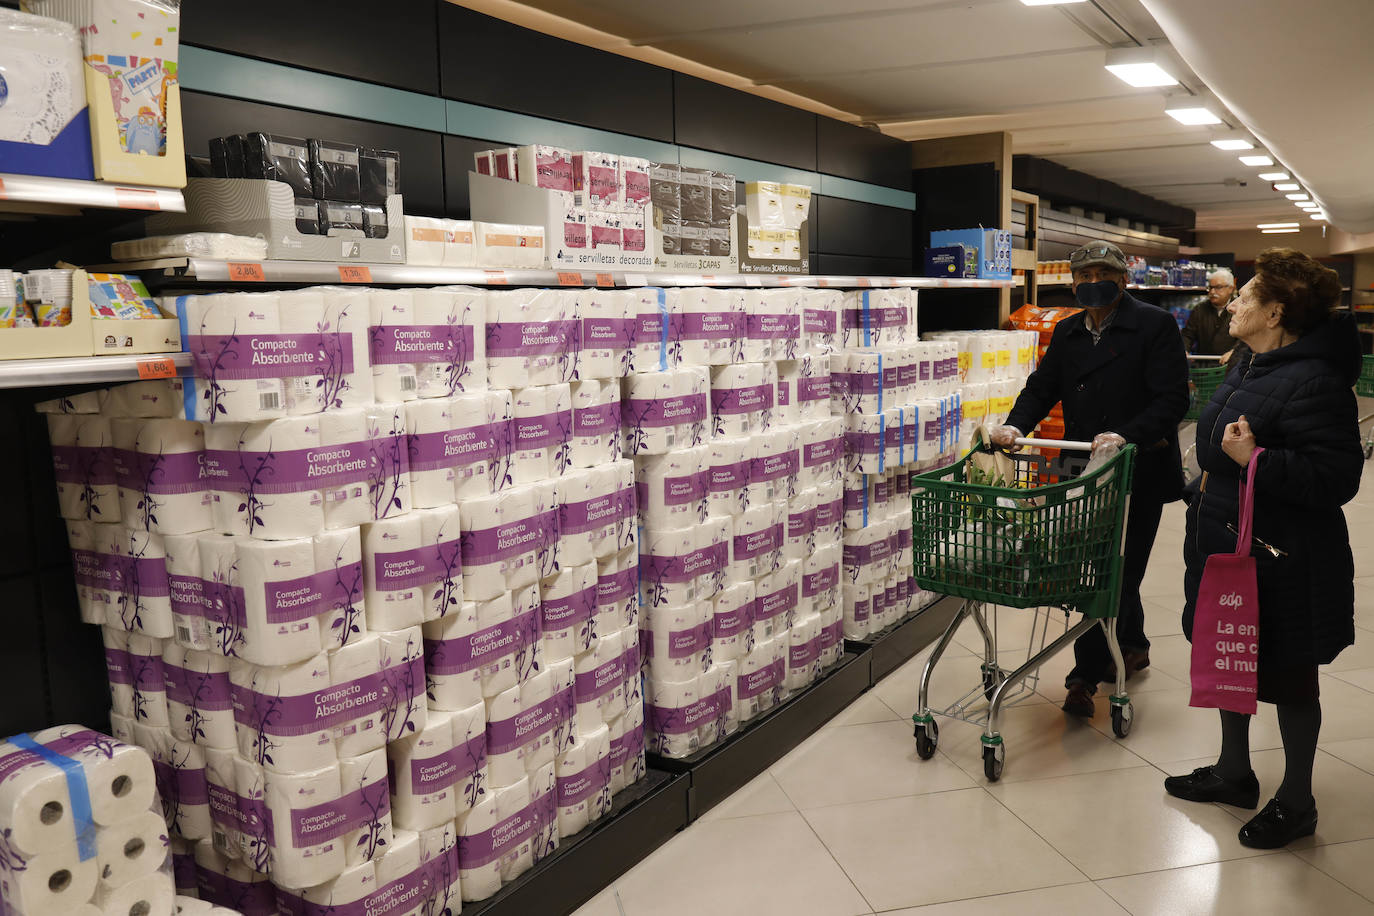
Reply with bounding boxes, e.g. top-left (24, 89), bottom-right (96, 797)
top-left (1182, 268), bottom-right (1239, 365)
